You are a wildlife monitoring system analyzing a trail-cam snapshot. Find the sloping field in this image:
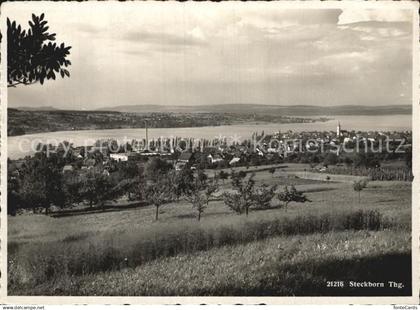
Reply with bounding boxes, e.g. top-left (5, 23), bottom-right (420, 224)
top-left (8, 170), bottom-right (411, 296)
top-left (26, 230), bottom-right (410, 296)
